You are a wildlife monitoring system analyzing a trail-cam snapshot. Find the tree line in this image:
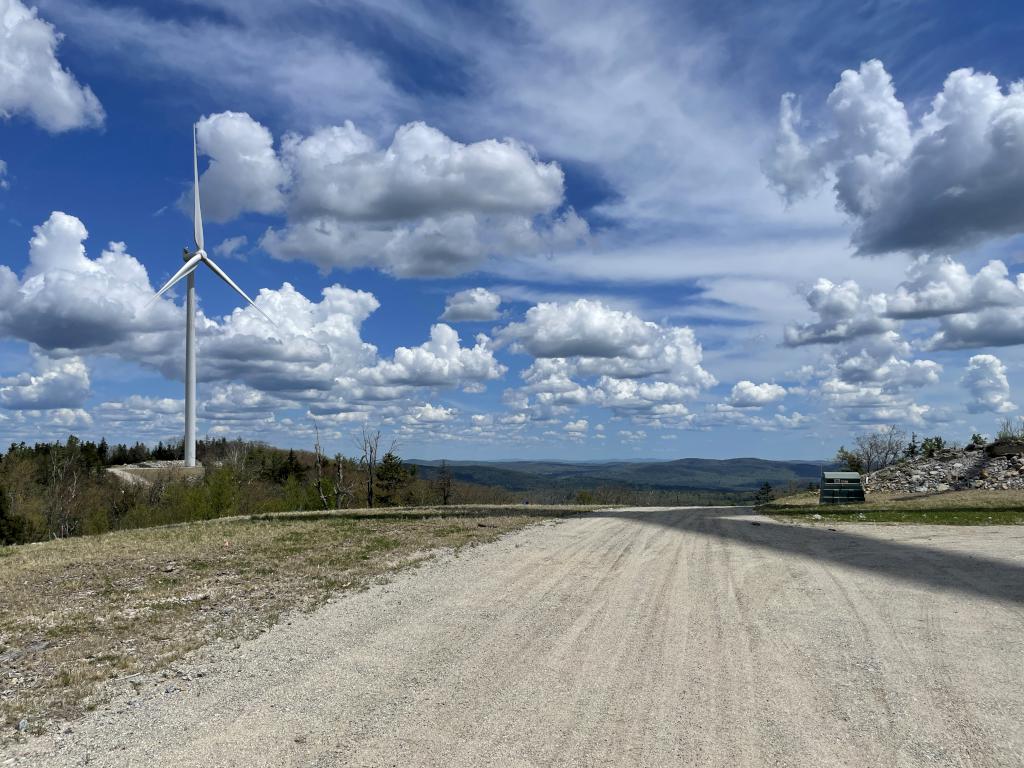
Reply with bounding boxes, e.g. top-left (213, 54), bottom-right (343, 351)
top-left (1, 427), bottom-right (777, 546)
top-left (0, 432), bottom-right (470, 545)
